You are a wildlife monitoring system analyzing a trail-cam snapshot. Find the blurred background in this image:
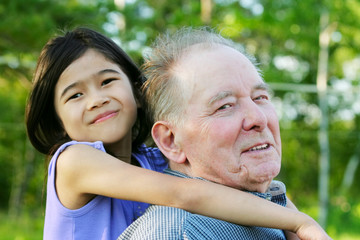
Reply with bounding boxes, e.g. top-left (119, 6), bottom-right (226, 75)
top-left (0, 0), bottom-right (359, 239)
